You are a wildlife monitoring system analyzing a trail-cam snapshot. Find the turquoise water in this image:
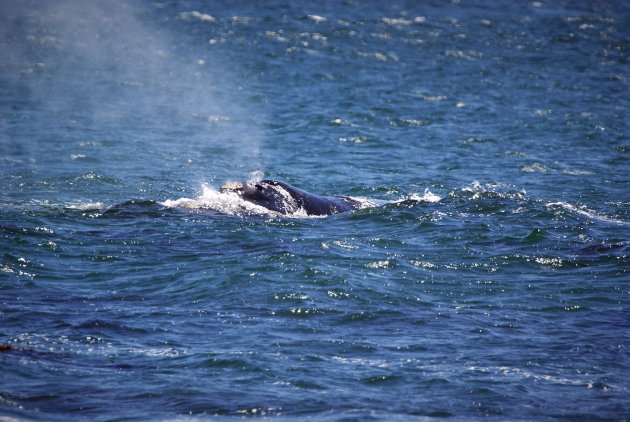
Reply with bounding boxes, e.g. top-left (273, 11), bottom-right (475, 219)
top-left (1, 0), bottom-right (629, 420)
